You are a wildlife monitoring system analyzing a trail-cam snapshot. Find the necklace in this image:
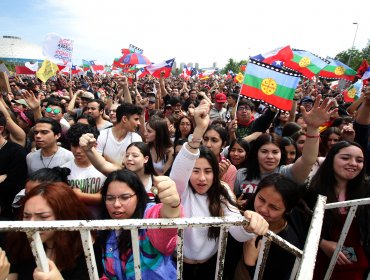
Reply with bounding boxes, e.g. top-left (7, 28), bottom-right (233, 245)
top-left (40, 148), bottom-right (58, 168)
top-left (0, 140), bottom-right (7, 150)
